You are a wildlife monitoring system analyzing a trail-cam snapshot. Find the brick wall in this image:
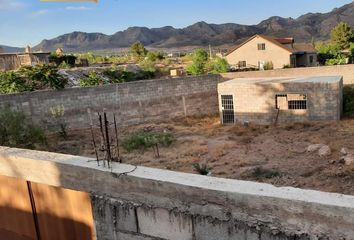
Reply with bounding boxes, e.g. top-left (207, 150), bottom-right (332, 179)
top-left (221, 64), bottom-right (354, 85)
top-left (0, 75), bottom-right (221, 129)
